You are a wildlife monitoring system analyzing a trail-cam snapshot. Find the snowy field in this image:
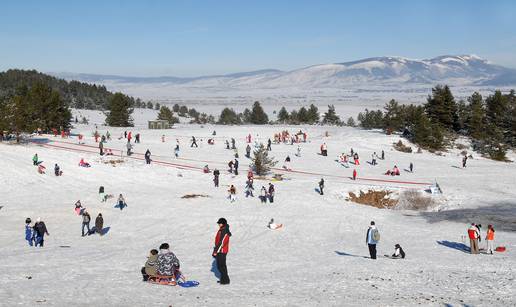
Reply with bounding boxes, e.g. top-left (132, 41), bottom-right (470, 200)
top-left (1, 110), bottom-right (515, 306)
